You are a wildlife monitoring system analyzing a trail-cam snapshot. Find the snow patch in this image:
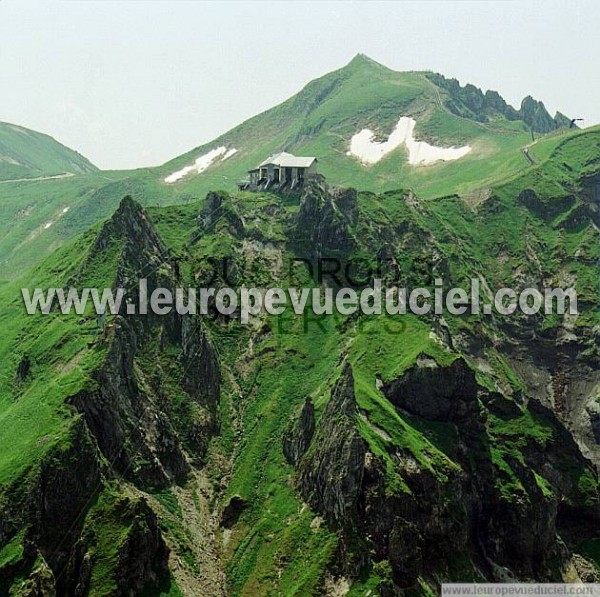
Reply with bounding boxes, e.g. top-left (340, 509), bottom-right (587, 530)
top-left (41, 206), bottom-right (70, 232)
top-left (164, 146), bottom-right (237, 183)
top-left (348, 116), bottom-right (471, 166)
